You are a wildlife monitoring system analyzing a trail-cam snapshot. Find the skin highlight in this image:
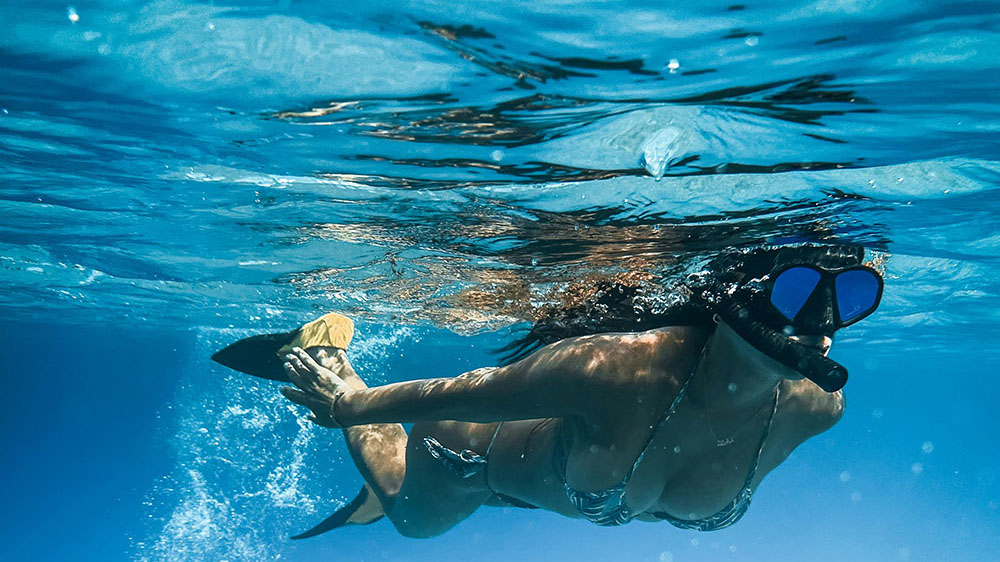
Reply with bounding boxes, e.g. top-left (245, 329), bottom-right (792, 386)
top-left (280, 318), bottom-right (844, 538)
